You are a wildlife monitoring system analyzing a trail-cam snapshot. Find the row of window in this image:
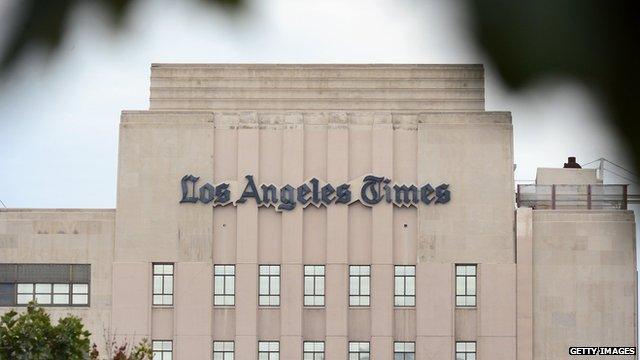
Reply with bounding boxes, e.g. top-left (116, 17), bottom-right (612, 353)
top-left (0, 264), bottom-right (91, 307)
top-left (16, 283), bottom-right (89, 305)
top-left (0, 282), bottom-right (89, 306)
top-left (152, 340), bottom-right (477, 360)
top-left (153, 264), bottom-right (477, 308)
